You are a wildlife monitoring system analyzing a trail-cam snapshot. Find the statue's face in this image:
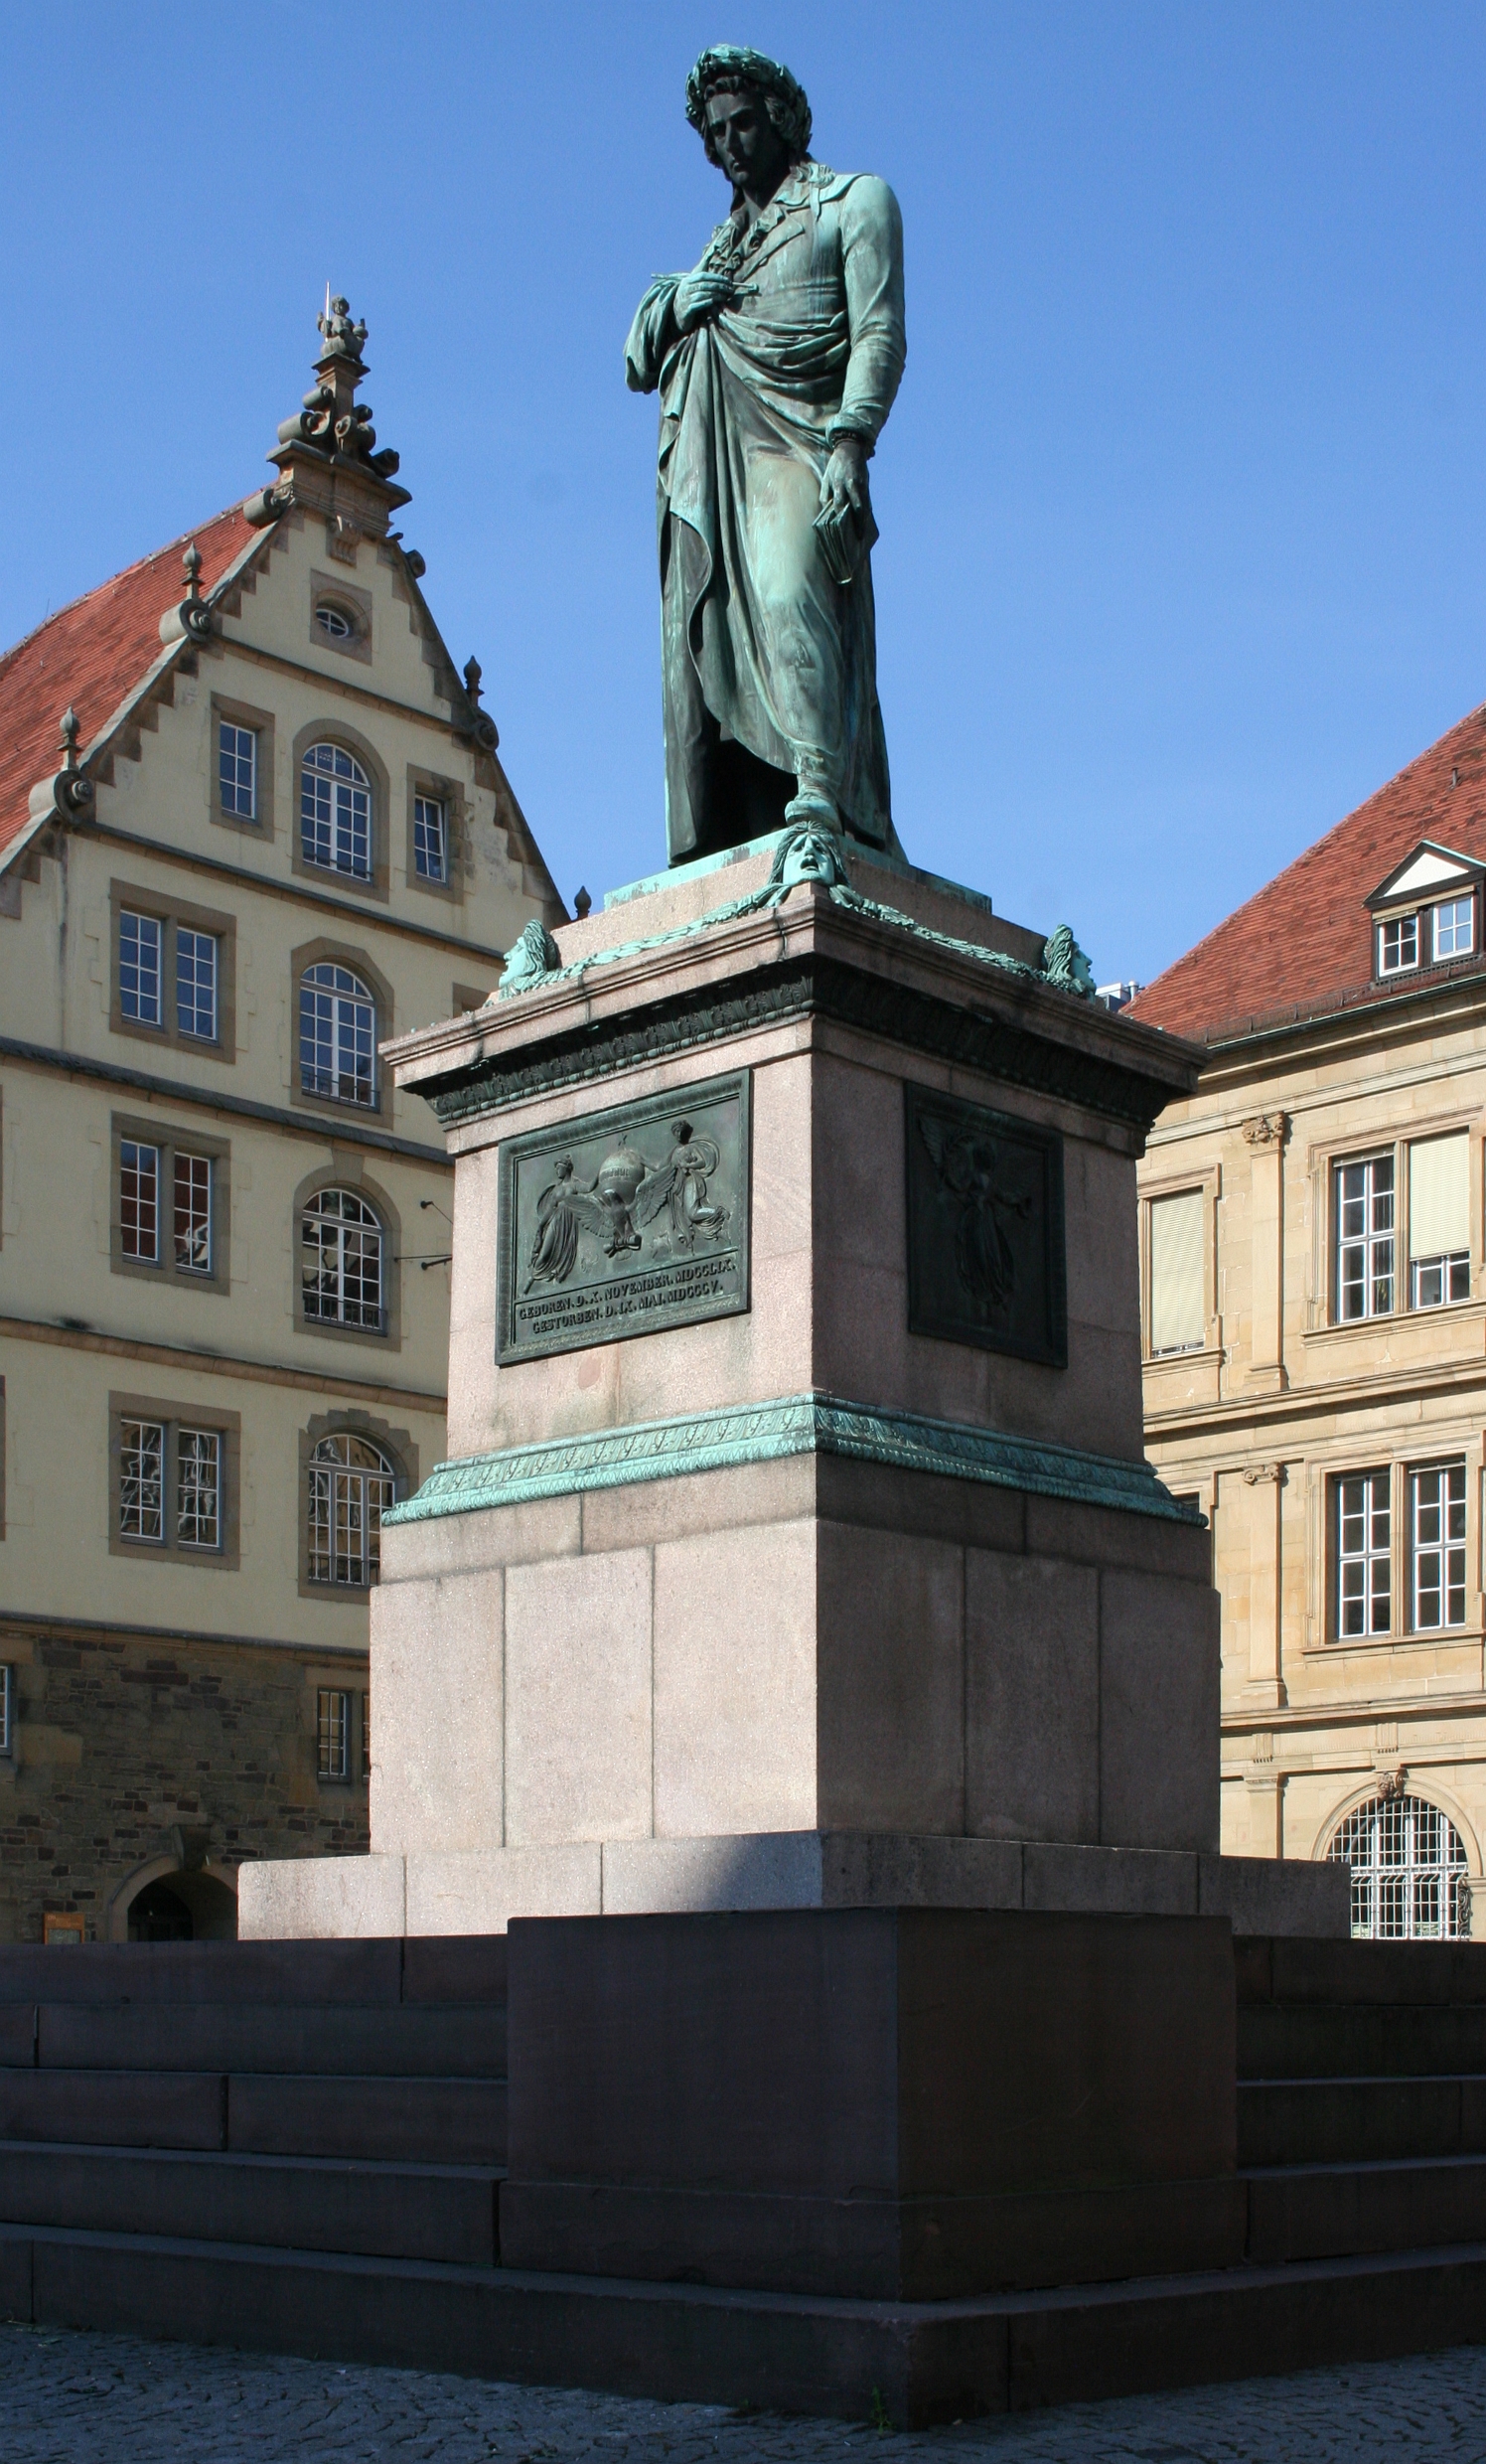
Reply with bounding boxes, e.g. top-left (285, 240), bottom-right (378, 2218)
top-left (705, 87), bottom-right (790, 192)
top-left (781, 826), bottom-right (845, 888)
